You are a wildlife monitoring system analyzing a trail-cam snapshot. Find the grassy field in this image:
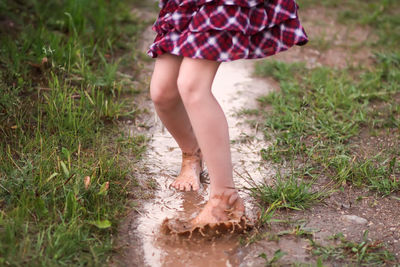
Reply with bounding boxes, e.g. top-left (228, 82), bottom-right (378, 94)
top-left (250, 0), bottom-right (400, 264)
top-left (255, 53), bottom-right (400, 195)
top-left (0, 0), bottom-right (147, 265)
top-left (254, 0), bottom-right (399, 196)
